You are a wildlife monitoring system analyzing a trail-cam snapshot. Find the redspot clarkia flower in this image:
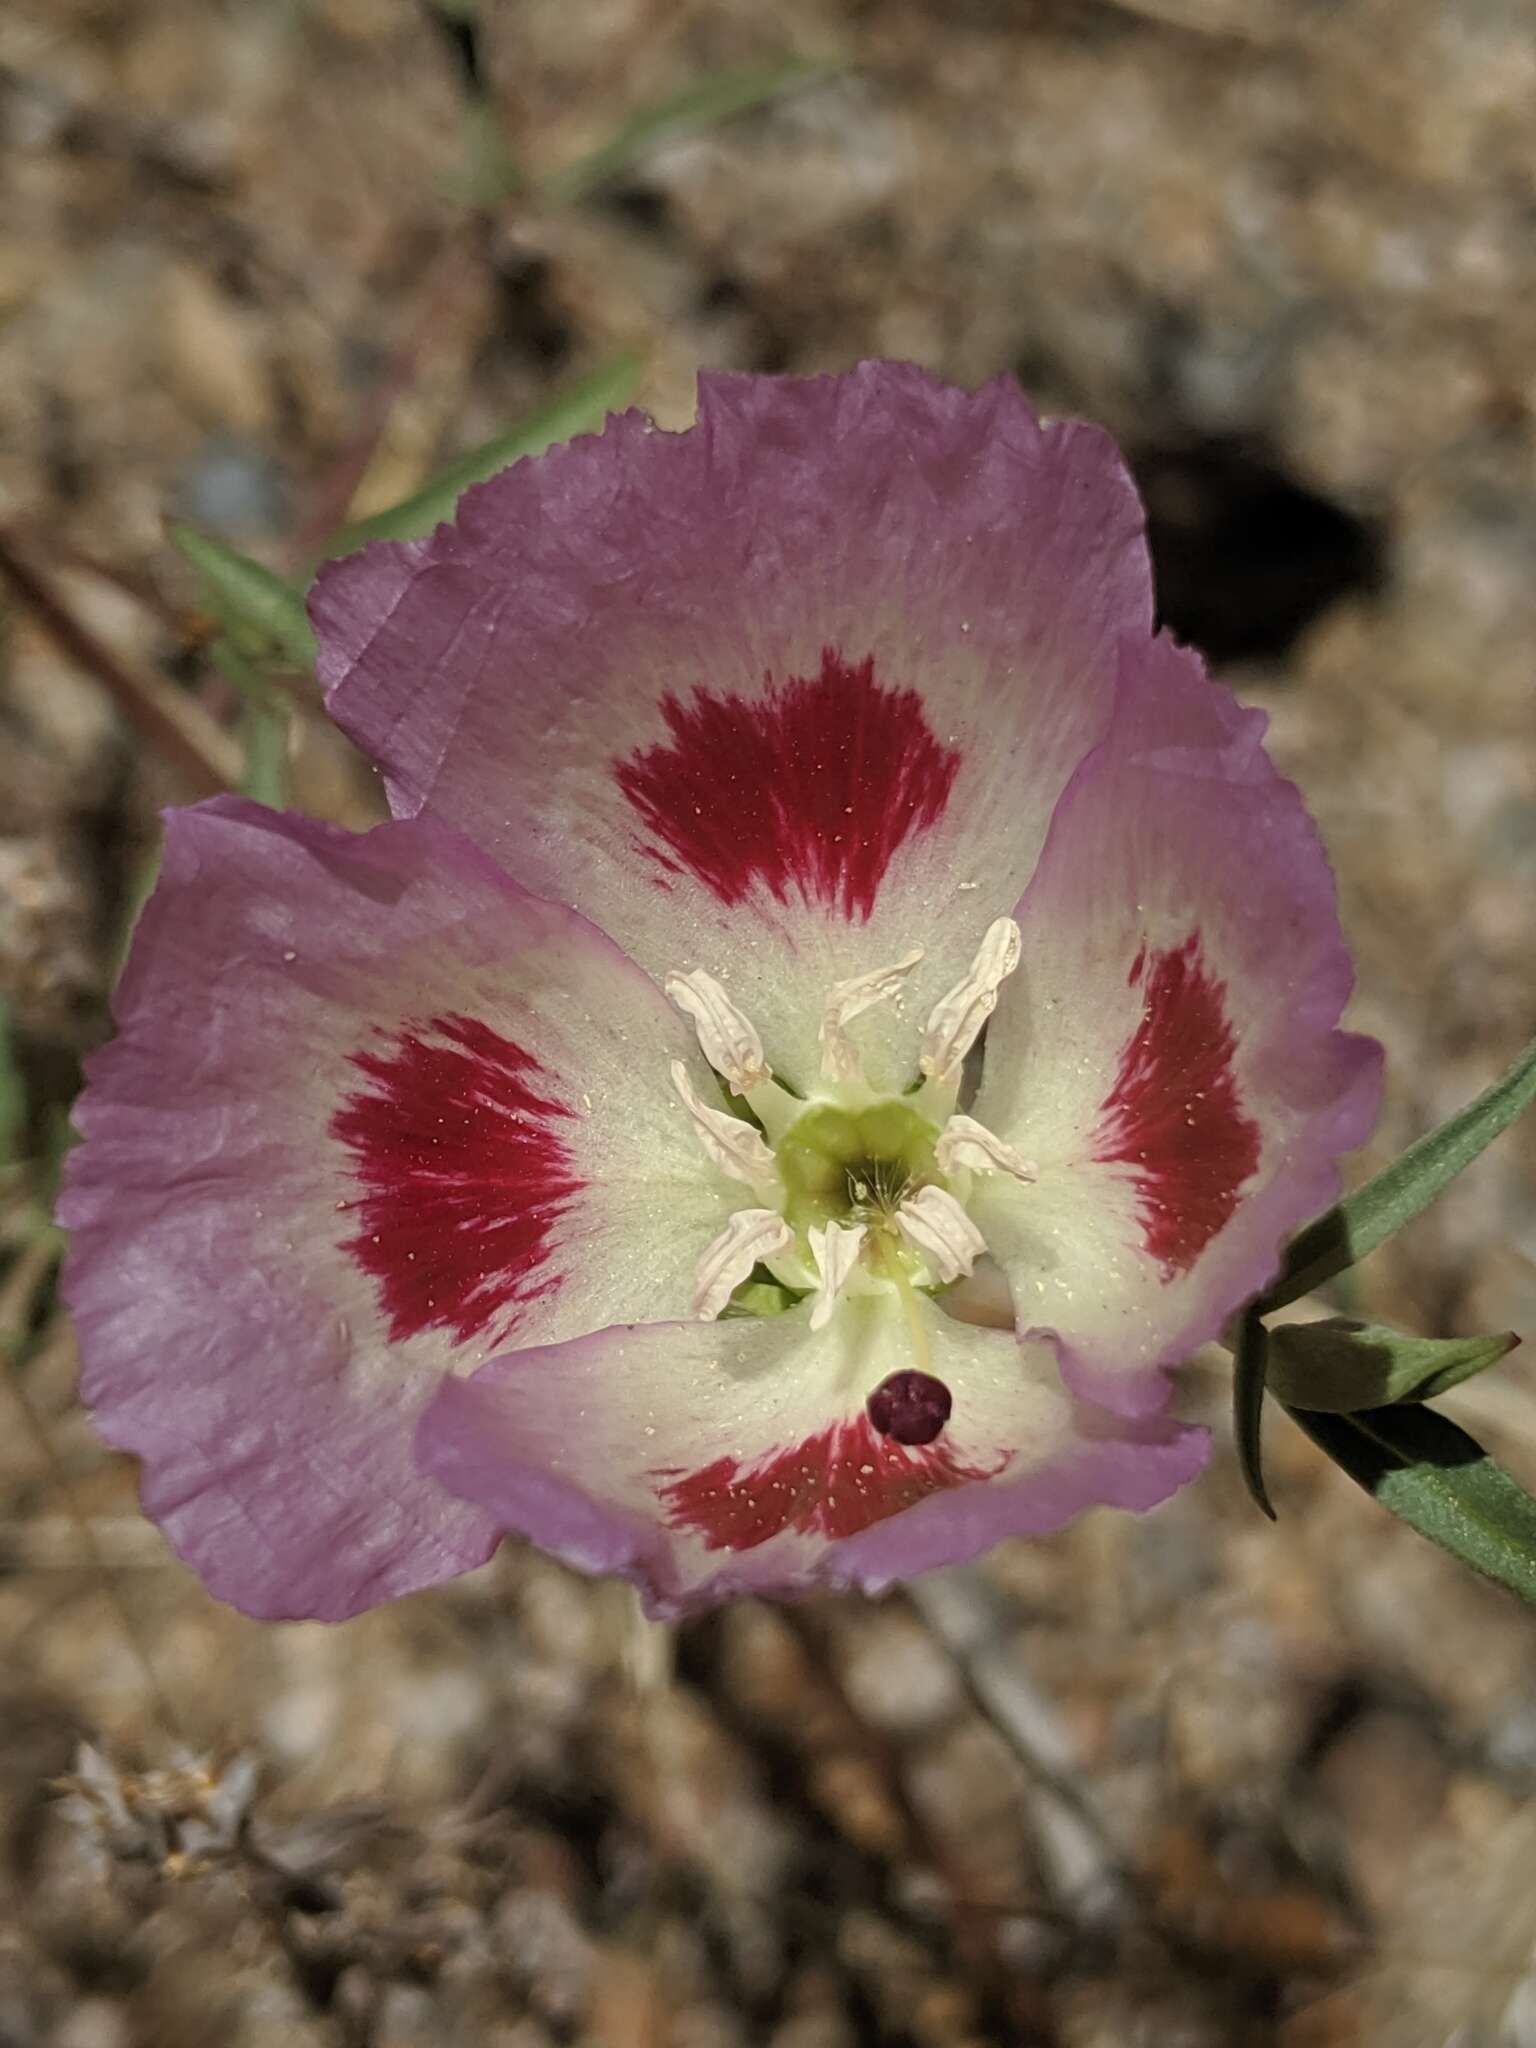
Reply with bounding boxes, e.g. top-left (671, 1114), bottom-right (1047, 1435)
top-left (60, 365), bottom-right (1381, 1620)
